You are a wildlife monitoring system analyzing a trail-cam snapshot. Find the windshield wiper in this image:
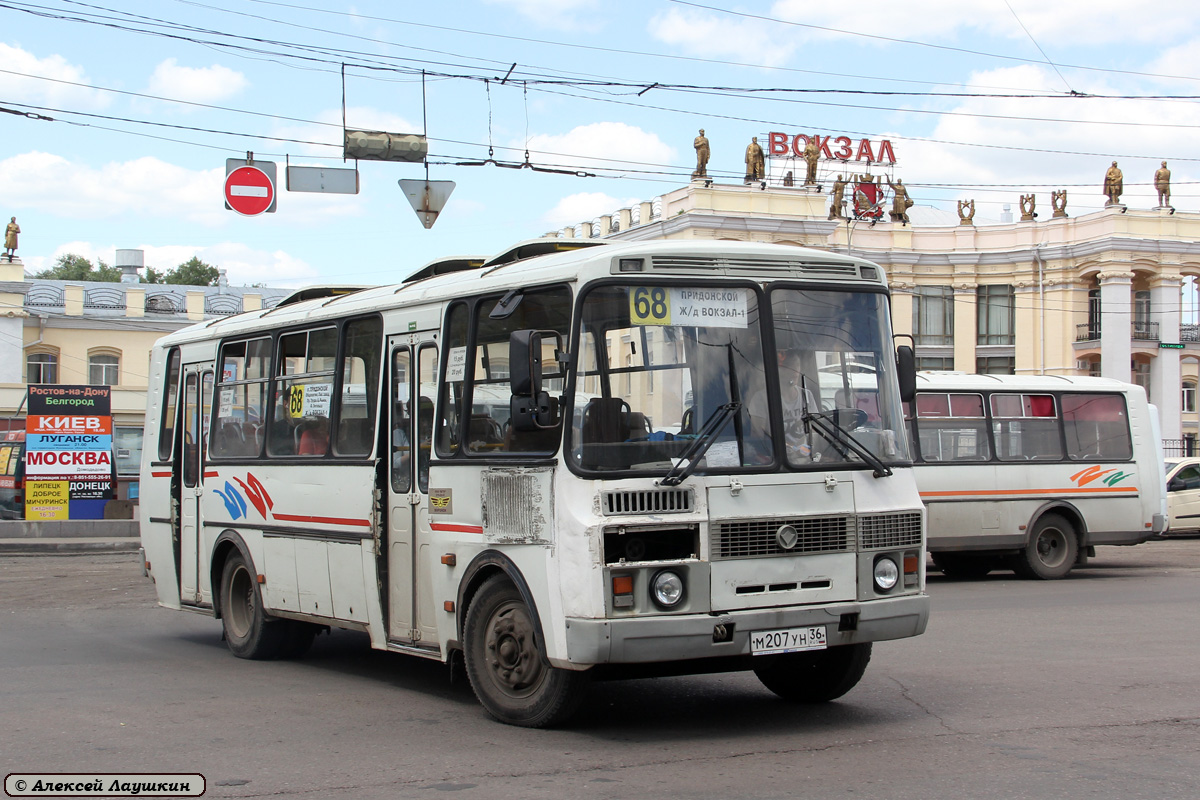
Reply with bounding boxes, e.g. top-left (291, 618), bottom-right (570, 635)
top-left (657, 401), bottom-right (741, 487)
top-left (799, 377), bottom-right (891, 478)
top-left (803, 410), bottom-right (893, 478)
